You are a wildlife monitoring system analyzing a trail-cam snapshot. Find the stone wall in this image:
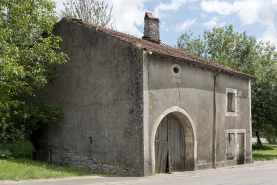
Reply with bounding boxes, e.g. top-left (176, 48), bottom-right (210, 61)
top-left (143, 18), bottom-right (160, 43)
top-left (36, 145), bottom-right (134, 175)
top-left (35, 18), bottom-right (144, 176)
